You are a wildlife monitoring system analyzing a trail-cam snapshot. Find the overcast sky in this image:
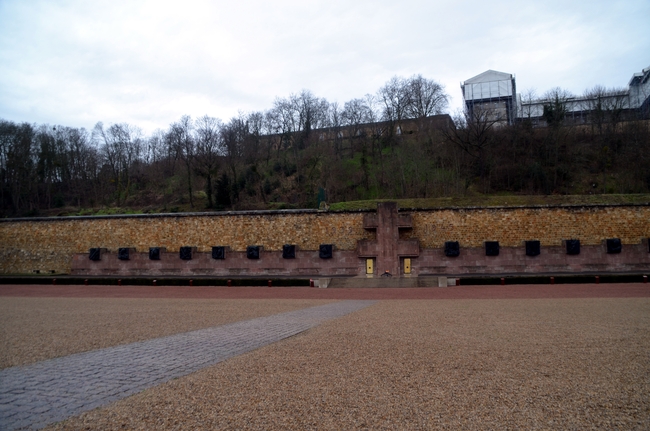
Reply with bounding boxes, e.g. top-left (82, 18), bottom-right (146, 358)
top-left (1, 0), bottom-right (648, 134)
